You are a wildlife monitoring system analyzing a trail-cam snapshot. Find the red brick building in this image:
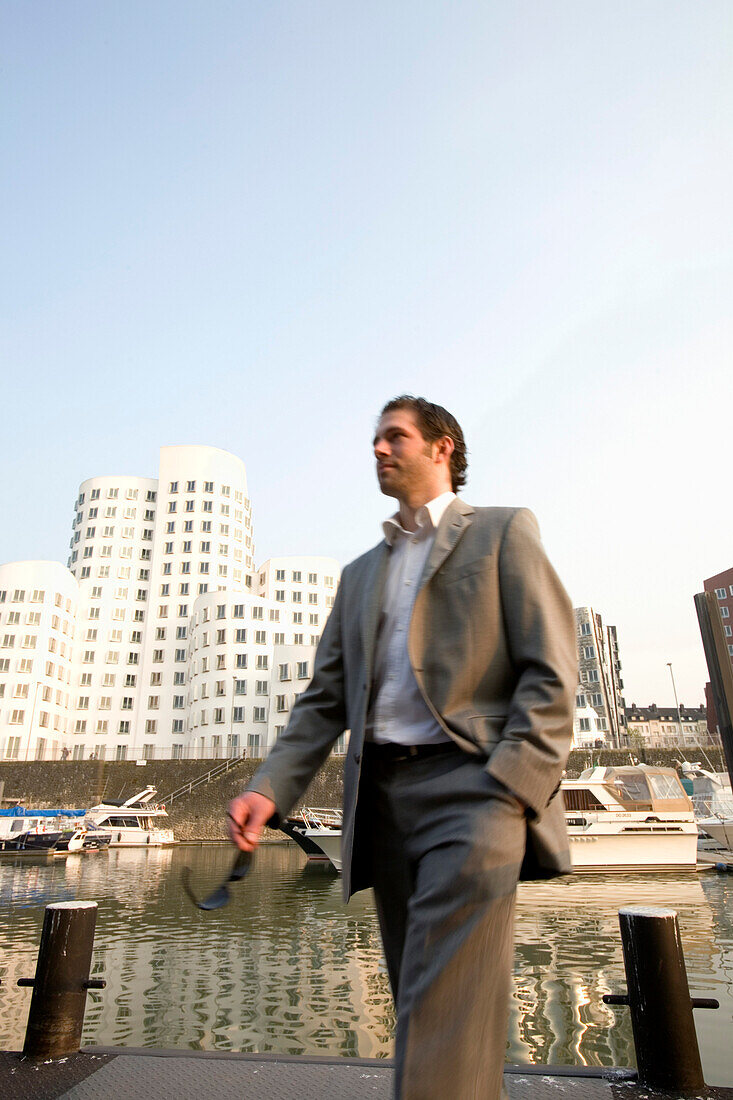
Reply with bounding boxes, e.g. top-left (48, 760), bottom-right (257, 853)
top-left (703, 566), bottom-right (733, 735)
